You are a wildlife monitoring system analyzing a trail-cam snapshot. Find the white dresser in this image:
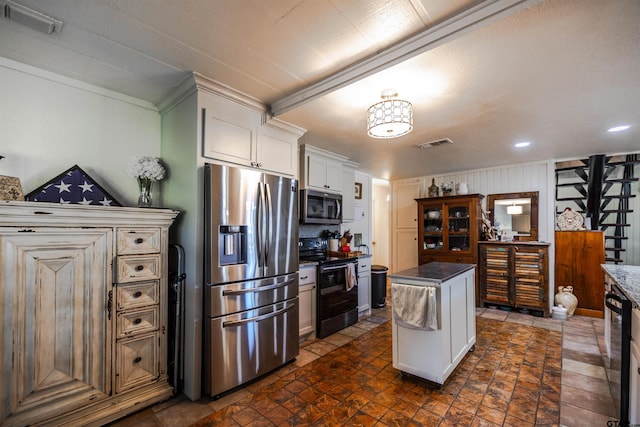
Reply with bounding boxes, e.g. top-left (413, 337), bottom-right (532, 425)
top-left (0, 201), bottom-right (178, 426)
